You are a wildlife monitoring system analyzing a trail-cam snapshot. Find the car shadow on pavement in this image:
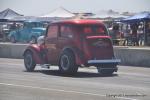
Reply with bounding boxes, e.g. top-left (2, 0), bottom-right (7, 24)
top-left (30, 69), bottom-right (118, 78)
